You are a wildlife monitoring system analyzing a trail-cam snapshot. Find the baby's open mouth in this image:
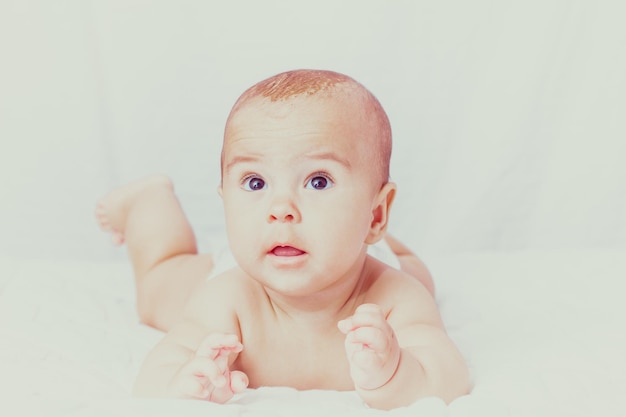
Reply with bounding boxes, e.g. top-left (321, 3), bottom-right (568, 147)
top-left (271, 246), bottom-right (305, 256)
